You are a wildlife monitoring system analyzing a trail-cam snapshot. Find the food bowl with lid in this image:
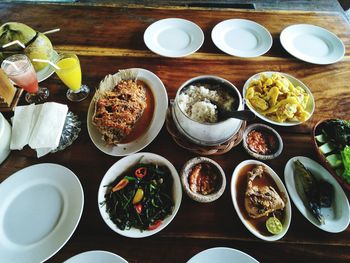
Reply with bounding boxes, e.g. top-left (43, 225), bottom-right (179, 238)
top-left (172, 75), bottom-right (244, 146)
